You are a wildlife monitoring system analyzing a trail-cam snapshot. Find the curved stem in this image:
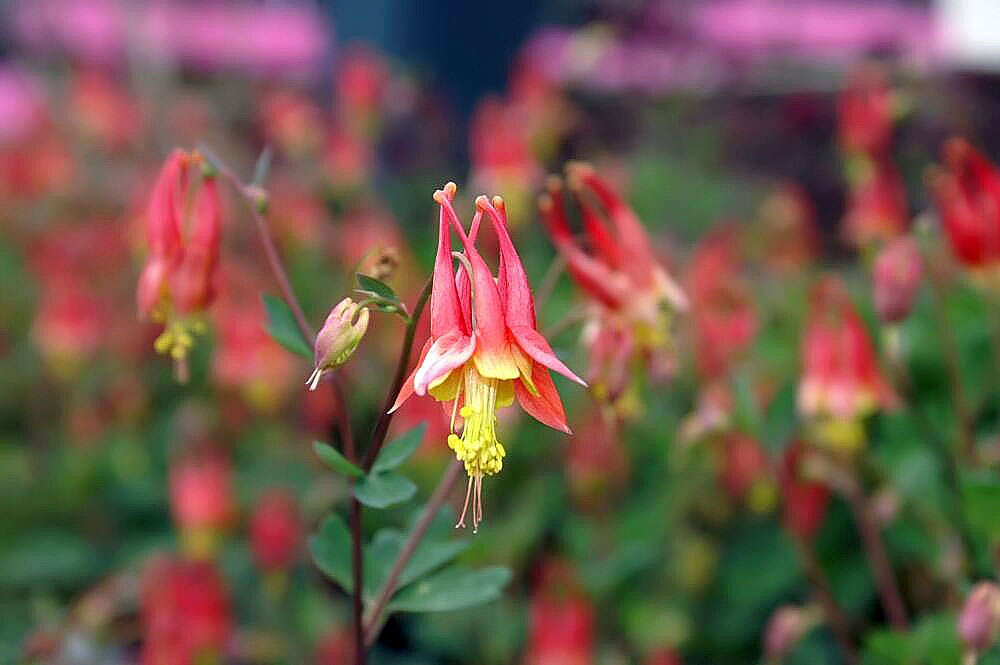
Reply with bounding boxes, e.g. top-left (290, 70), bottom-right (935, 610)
top-left (363, 460), bottom-right (463, 645)
top-left (362, 279), bottom-right (432, 471)
top-left (795, 537), bottom-right (857, 664)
